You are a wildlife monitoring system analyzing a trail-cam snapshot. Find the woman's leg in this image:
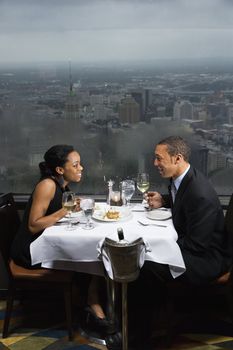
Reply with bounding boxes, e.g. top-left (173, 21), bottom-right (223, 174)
top-left (87, 275), bottom-right (106, 319)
